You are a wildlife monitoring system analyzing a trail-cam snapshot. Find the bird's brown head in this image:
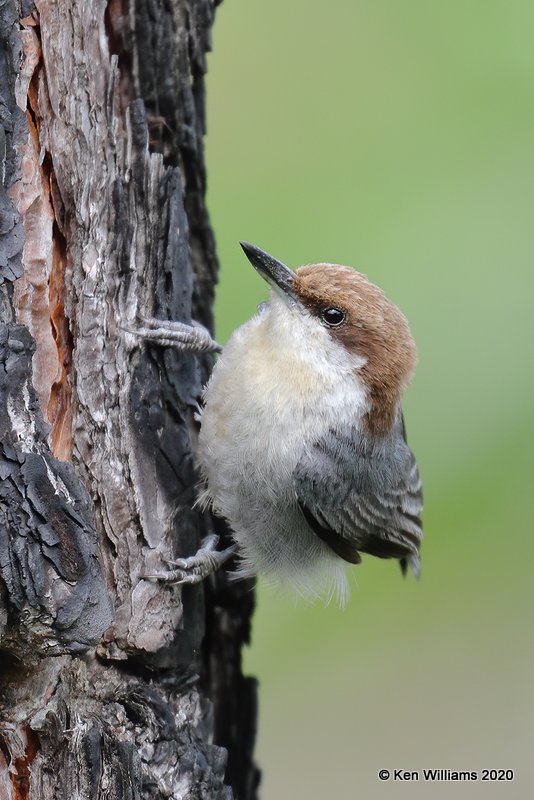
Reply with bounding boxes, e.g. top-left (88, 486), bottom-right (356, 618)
top-left (240, 242), bottom-right (417, 435)
top-left (293, 263), bottom-right (416, 433)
